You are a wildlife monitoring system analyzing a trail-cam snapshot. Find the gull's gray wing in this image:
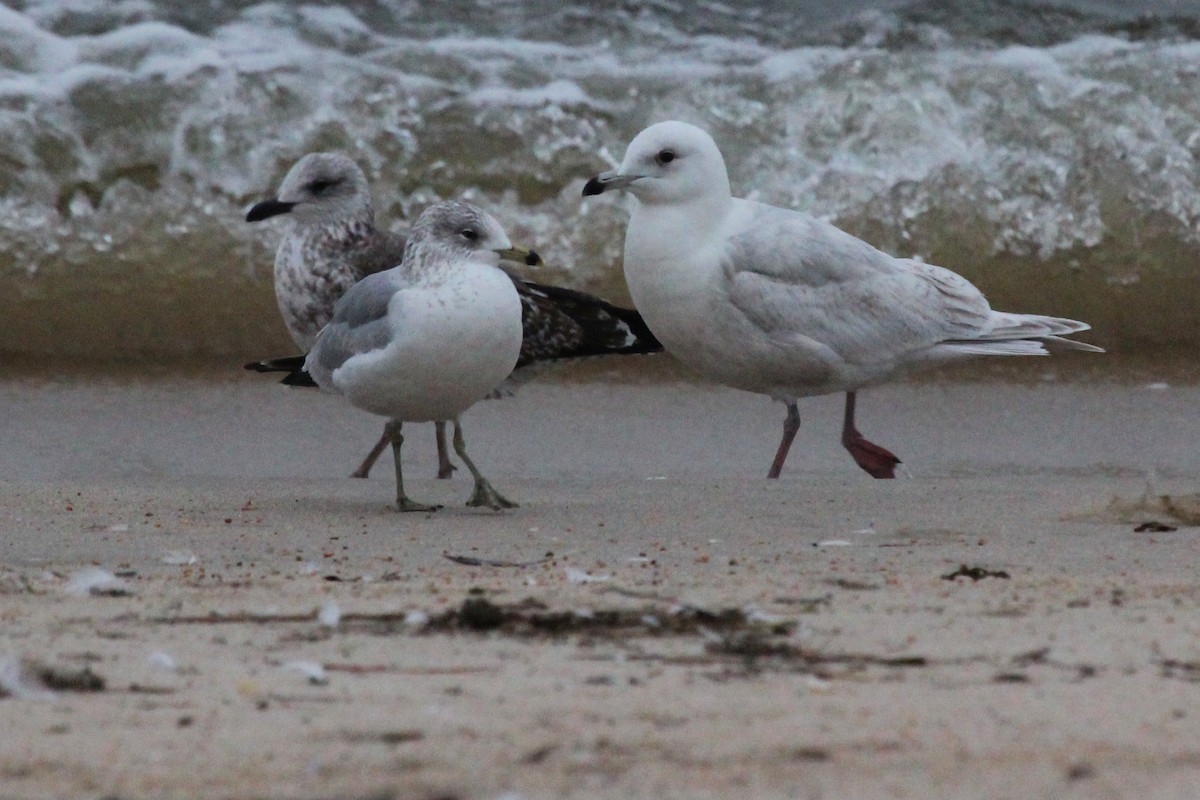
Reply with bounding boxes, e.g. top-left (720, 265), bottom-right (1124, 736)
top-left (305, 270), bottom-right (400, 387)
top-left (723, 202), bottom-right (994, 367)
